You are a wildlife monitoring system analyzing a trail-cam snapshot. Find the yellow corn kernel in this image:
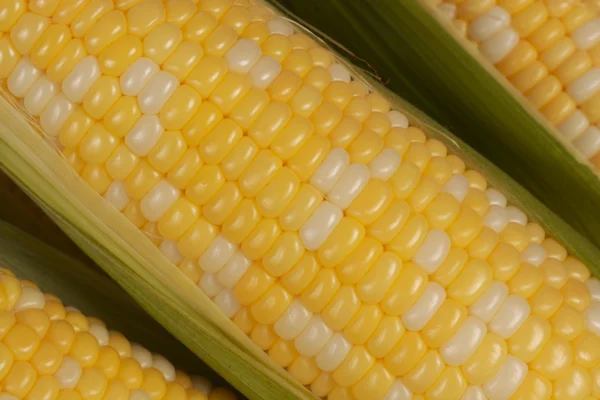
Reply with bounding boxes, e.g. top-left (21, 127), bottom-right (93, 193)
top-left (333, 346), bottom-right (375, 388)
top-left (322, 285), bottom-right (361, 331)
top-left (387, 214), bottom-right (429, 261)
top-left (573, 331), bottom-right (600, 368)
top-left (448, 206), bottom-right (483, 248)
top-left (288, 356), bottom-right (320, 386)
top-left (126, 0), bottom-right (166, 37)
top-left (335, 238), bottom-right (382, 286)
top-left (256, 167), bottom-right (300, 218)
top-left (251, 283), bottom-right (292, 325)
top-left (352, 363), bottom-right (394, 400)
top-left (510, 61), bottom-right (548, 93)
top-left (319, 218), bottom-right (365, 268)
top-left (203, 181), bottom-right (243, 225)
top-left (382, 262), bottom-right (429, 315)
top-left (529, 284), bottom-right (563, 319)
top-left (422, 299), bottom-right (467, 348)
top-left (344, 304), bottom-right (382, 345)
top-left (530, 336), bottom-right (573, 380)
top-left (507, 263), bottom-right (543, 299)
top-left (83, 76), bottom-right (122, 120)
top-left (300, 269), bottom-right (340, 312)
top-left (204, 24), bottom-right (238, 57)
top-left (540, 258), bottom-right (569, 288)
top-left (220, 137), bottom-right (259, 181)
top-left (510, 371), bottom-right (552, 400)
top-left (222, 199), bottom-right (260, 244)
top-left (550, 304), bottom-right (584, 341)
top-left (462, 333), bottom-right (507, 385)
top-left (507, 315), bottom-right (551, 363)
top-left (281, 253), bottom-right (320, 295)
